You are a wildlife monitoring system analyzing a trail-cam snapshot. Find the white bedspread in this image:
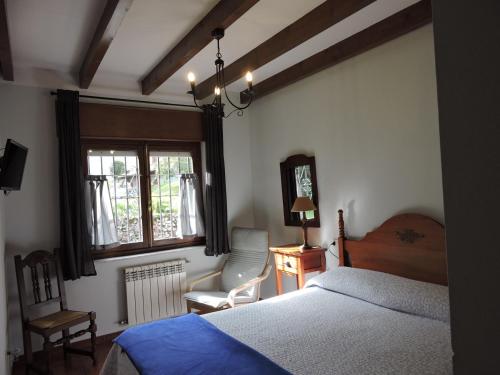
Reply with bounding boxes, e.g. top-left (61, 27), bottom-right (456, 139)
top-left (100, 268), bottom-right (452, 375)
